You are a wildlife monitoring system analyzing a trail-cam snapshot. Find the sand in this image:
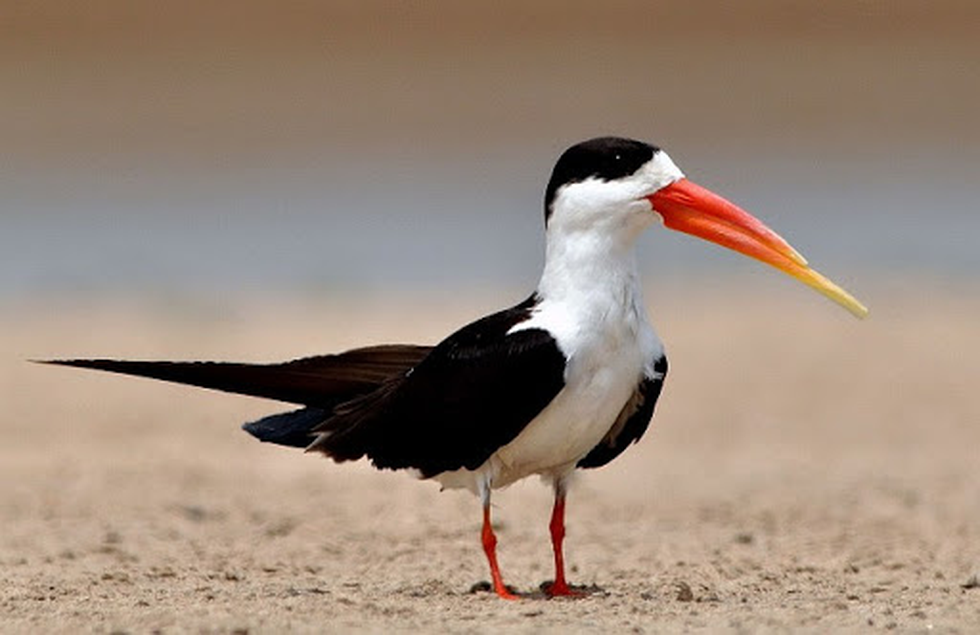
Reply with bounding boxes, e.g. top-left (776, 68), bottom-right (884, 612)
top-left (2, 282), bottom-right (979, 633)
